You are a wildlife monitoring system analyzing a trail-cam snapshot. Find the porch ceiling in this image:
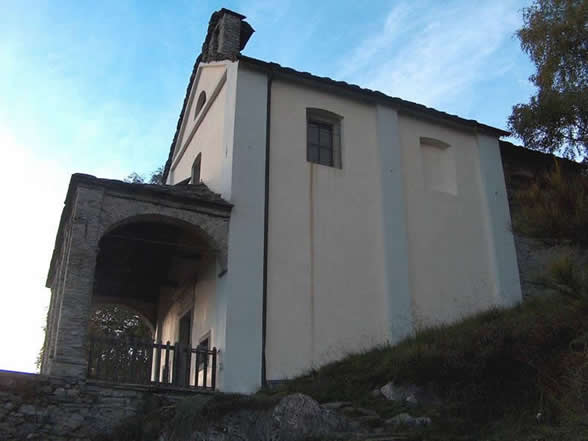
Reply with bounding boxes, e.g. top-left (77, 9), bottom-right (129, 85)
top-left (93, 221), bottom-right (208, 303)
